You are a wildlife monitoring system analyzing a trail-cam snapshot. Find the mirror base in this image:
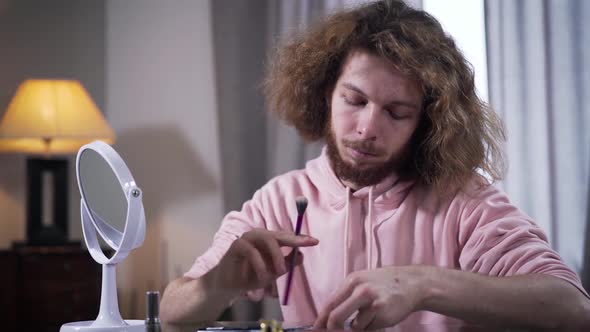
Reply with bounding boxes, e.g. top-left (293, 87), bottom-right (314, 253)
top-left (60, 320), bottom-right (145, 332)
